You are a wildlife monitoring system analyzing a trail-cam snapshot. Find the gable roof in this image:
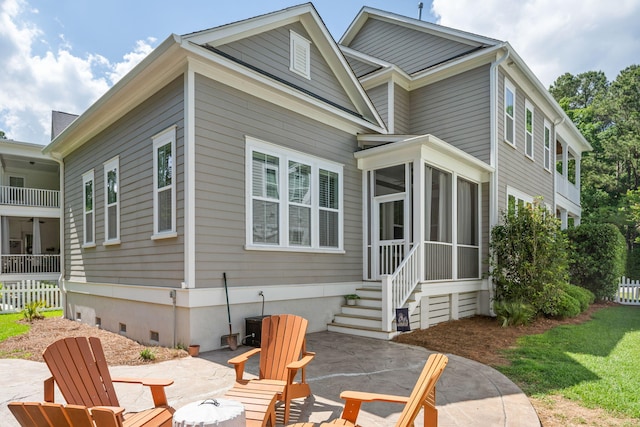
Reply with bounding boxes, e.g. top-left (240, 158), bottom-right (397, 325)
top-left (45, 3), bottom-right (385, 157)
top-left (340, 7), bottom-right (591, 153)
